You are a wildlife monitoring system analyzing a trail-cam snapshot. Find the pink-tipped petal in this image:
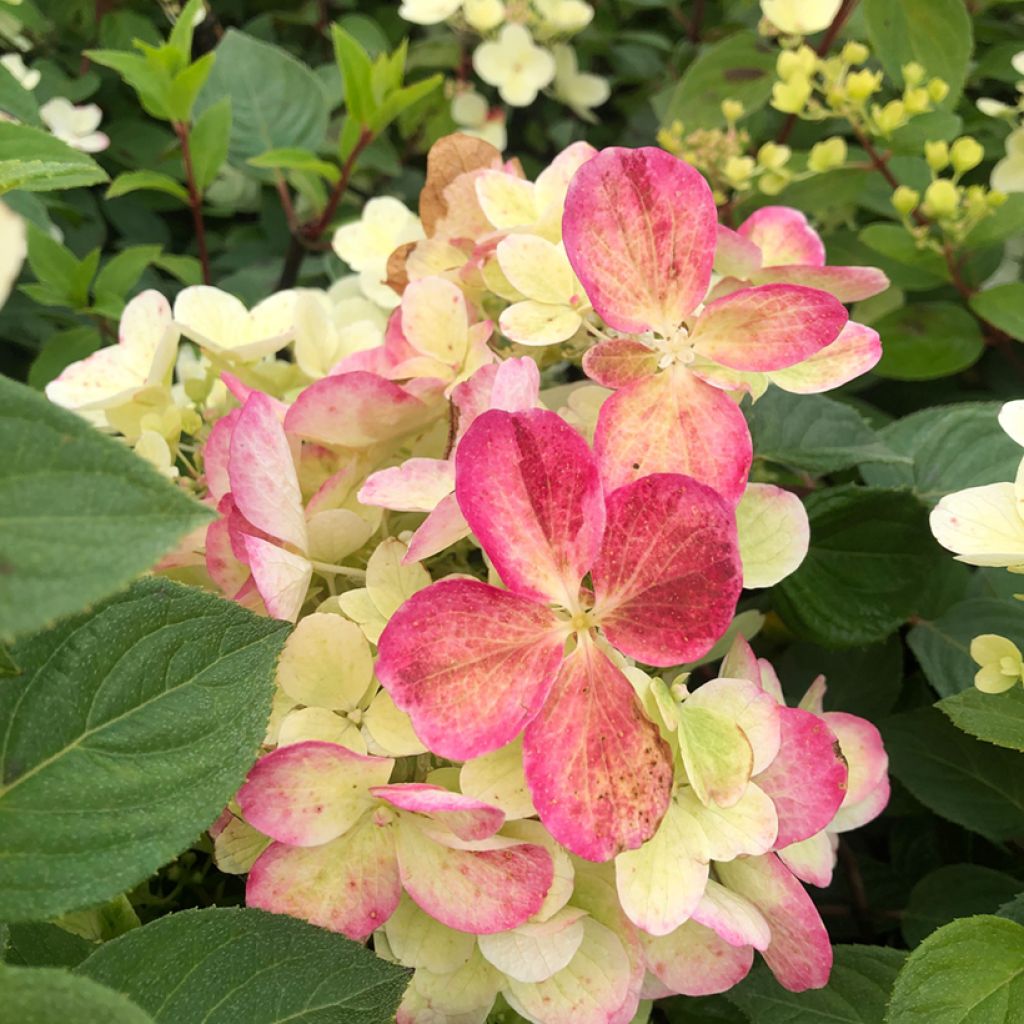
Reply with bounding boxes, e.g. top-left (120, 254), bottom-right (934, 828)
top-left (376, 577), bottom-right (566, 760)
top-left (686, 677), bottom-right (782, 776)
top-left (372, 783), bottom-right (505, 841)
top-left (716, 853), bottom-right (832, 992)
top-left (715, 226), bottom-right (763, 279)
top-left (768, 320), bottom-right (882, 394)
top-left (692, 879), bottom-right (771, 951)
top-left (237, 741), bottom-right (394, 846)
top-left (591, 473), bottom-right (742, 666)
top-left (403, 493), bottom-right (471, 562)
top-left (204, 512), bottom-right (249, 601)
top-left (692, 284), bottom-right (848, 372)
top-left (823, 711), bottom-right (889, 828)
top-left (738, 207), bottom-right (825, 268)
top-left (358, 458), bottom-right (455, 513)
top-left (720, 636), bottom-right (763, 688)
top-left (455, 409), bottom-right (605, 606)
top-left (523, 639), bottom-right (673, 862)
top-left (490, 356), bottom-right (542, 412)
top-left (754, 707), bottom-right (847, 848)
top-left (243, 536), bottom-right (311, 622)
top-left (641, 920), bottom-right (754, 996)
top-left (396, 826), bottom-right (553, 934)
top-left (229, 393), bottom-right (307, 551)
top-left (203, 408), bottom-right (239, 503)
top-left (594, 368), bottom-right (753, 504)
top-left (562, 147), bottom-right (717, 335)
top-left (246, 820), bottom-right (400, 940)
top-left (284, 371), bottom-right (440, 447)
top-left (754, 264), bottom-right (889, 303)
top-left (778, 831), bottom-right (836, 888)
top-left (582, 339), bottom-right (661, 389)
